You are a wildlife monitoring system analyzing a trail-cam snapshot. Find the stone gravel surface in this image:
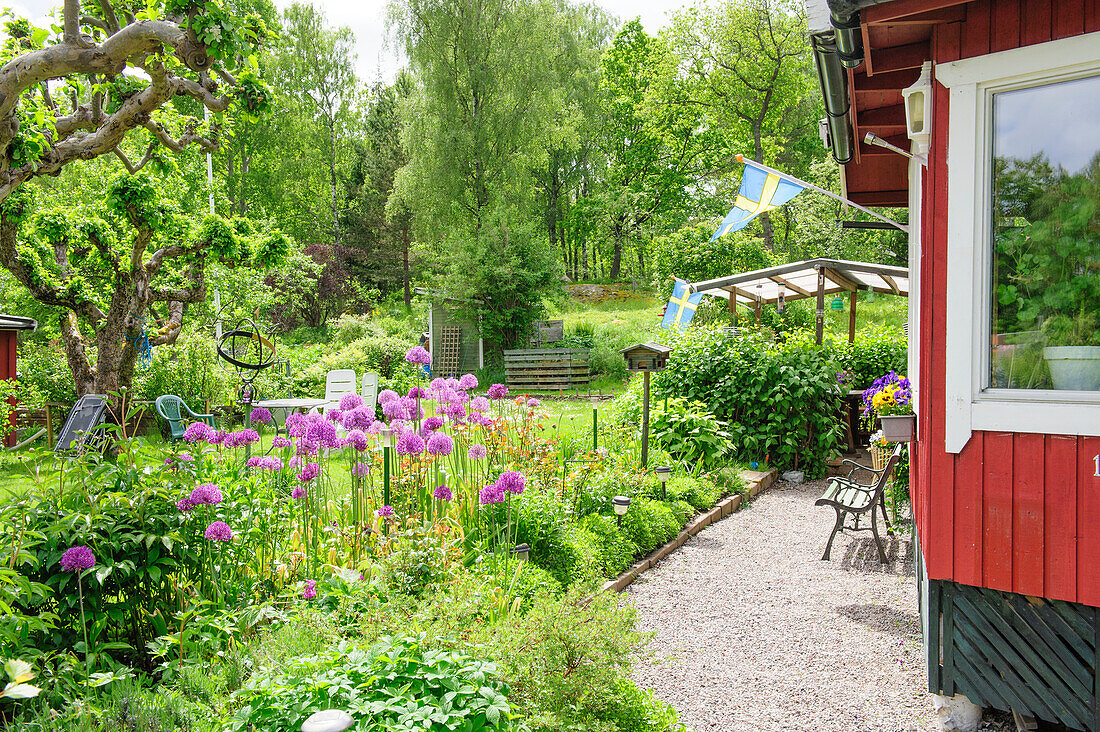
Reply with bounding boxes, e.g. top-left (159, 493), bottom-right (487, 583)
top-left (627, 478), bottom-right (937, 732)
